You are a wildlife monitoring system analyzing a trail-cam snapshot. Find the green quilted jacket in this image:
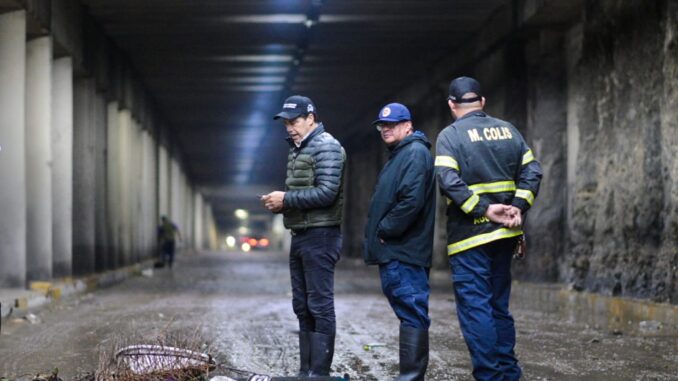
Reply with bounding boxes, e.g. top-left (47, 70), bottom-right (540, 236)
top-left (282, 123), bottom-right (346, 230)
